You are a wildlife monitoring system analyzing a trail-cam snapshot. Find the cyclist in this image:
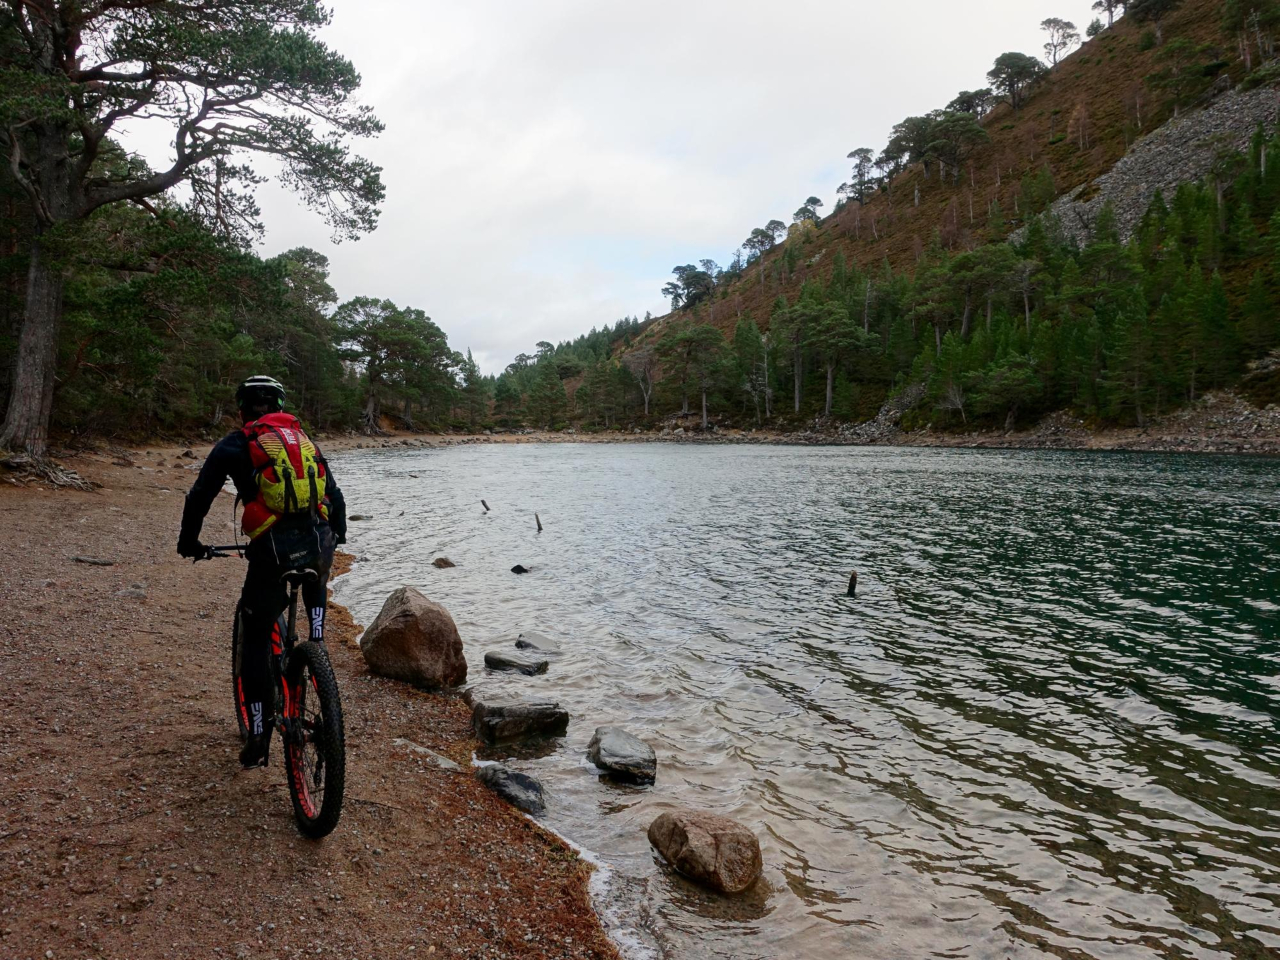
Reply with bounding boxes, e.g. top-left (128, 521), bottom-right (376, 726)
top-left (177, 376), bottom-right (347, 769)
